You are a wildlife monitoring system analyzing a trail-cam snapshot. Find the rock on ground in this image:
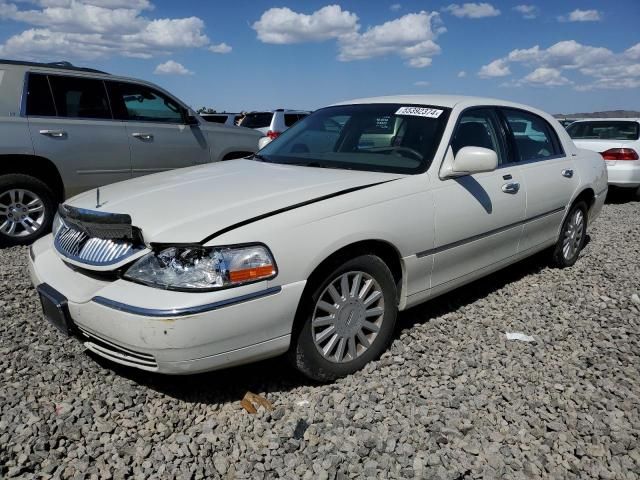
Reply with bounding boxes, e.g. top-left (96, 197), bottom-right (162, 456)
top-left (1, 194), bottom-right (639, 479)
